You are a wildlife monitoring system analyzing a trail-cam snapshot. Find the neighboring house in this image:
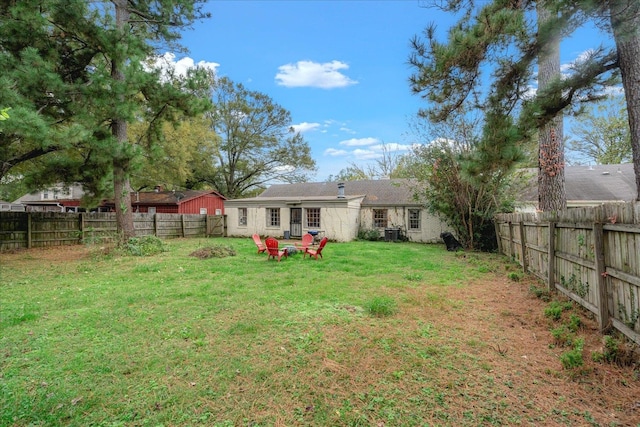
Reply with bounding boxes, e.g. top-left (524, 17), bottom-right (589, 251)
top-left (14, 184), bottom-right (226, 215)
top-left (224, 179), bottom-right (448, 243)
top-left (13, 183), bottom-right (85, 212)
top-left (516, 163), bottom-right (638, 212)
top-left (101, 187), bottom-right (226, 215)
top-left (0, 200), bottom-right (25, 212)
